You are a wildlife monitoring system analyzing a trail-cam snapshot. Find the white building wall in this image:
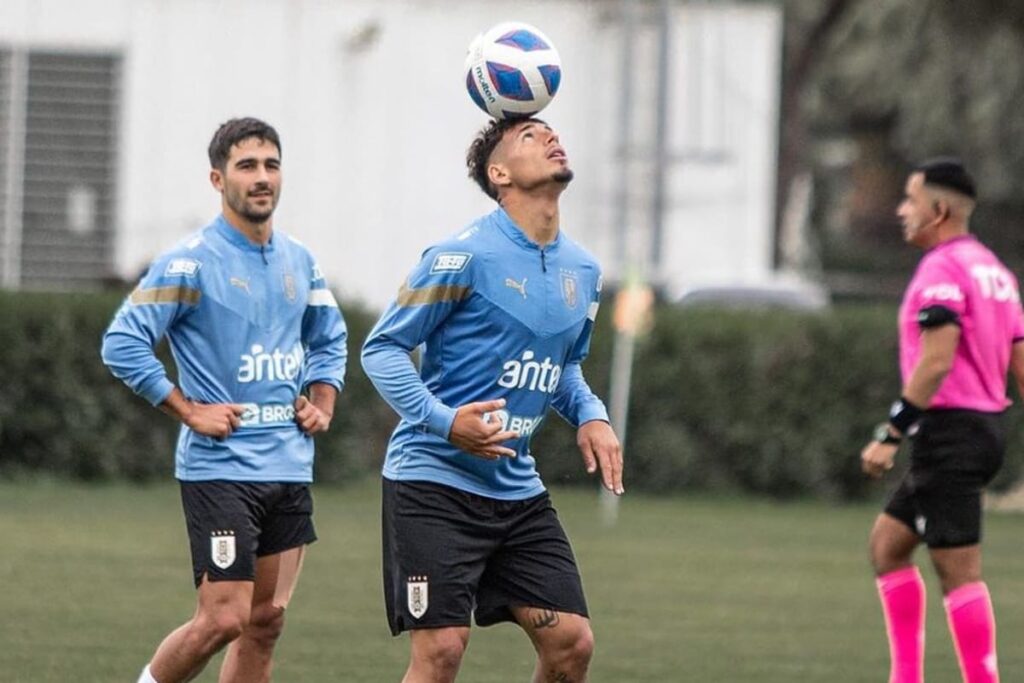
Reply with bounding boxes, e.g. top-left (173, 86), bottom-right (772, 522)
top-left (0, 0), bottom-right (781, 307)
